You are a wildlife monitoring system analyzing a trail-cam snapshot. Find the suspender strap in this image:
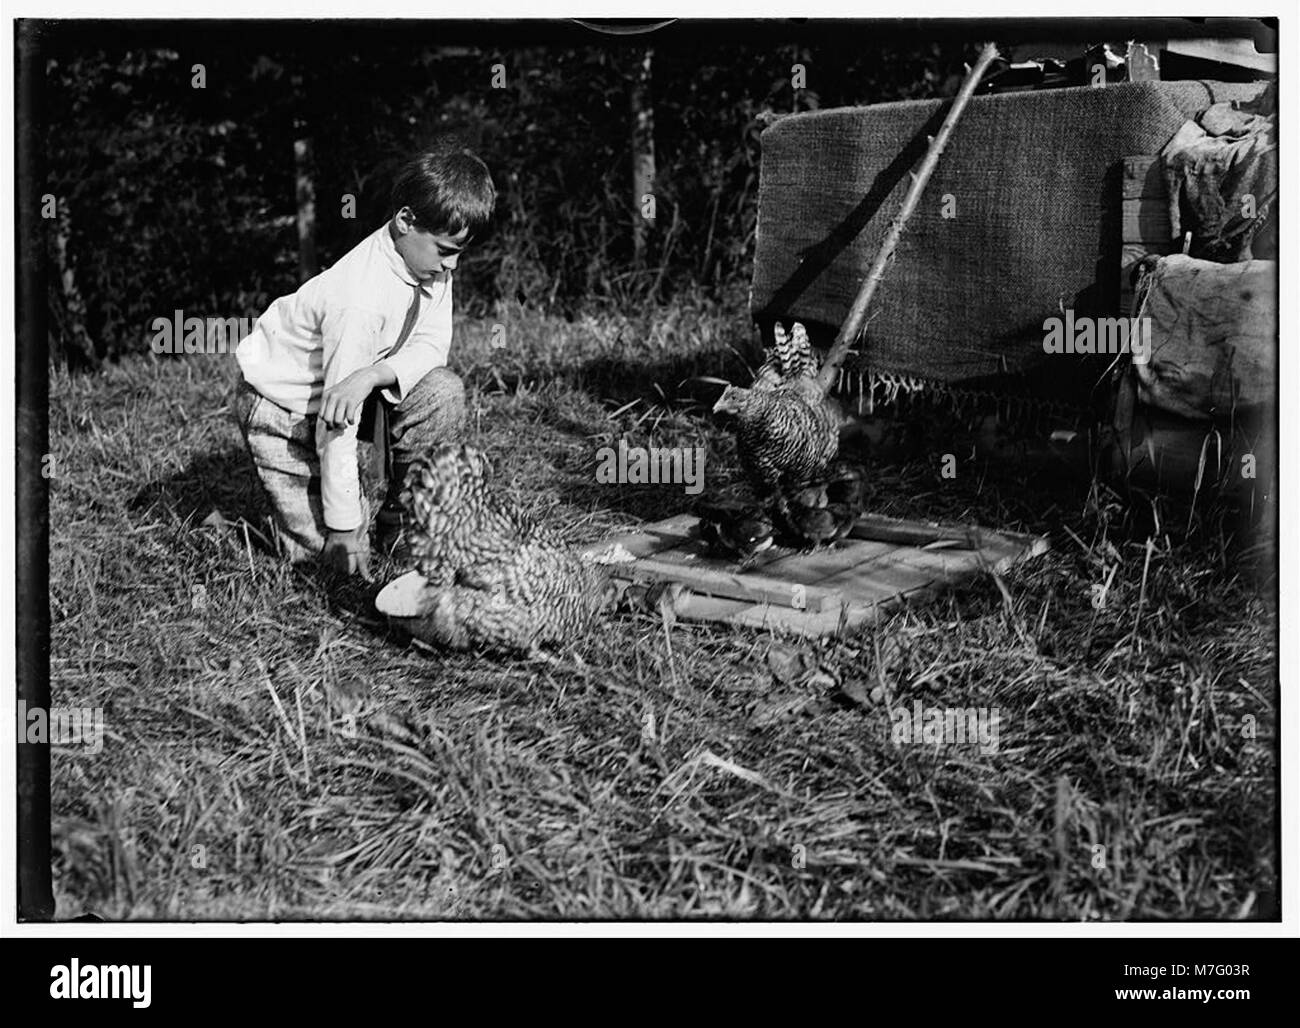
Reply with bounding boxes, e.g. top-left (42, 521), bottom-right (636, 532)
top-left (365, 283), bottom-right (423, 480)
